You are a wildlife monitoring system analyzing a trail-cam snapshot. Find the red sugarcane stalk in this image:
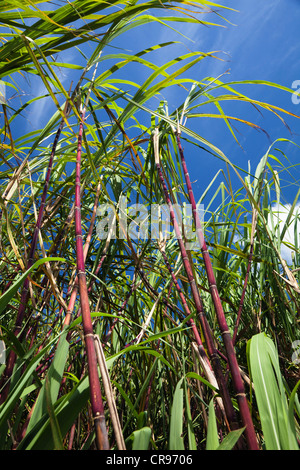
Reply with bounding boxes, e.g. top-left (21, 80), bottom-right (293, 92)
top-left (175, 129), bottom-right (259, 450)
top-left (232, 210), bottom-right (257, 345)
top-left (232, 244), bottom-right (254, 345)
top-left (85, 208), bottom-right (116, 299)
top-left (103, 274), bottom-right (139, 345)
top-left (0, 117), bottom-right (66, 404)
top-left (143, 339), bottom-right (161, 411)
top-left (62, 183), bottom-right (101, 329)
top-left (1, 265), bottom-right (22, 293)
top-left (153, 129), bottom-right (240, 437)
top-left (0, 77), bottom-right (88, 403)
top-left (159, 245), bottom-right (230, 422)
top-left (159, 246), bottom-right (211, 366)
top-left (74, 95), bottom-right (109, 449)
